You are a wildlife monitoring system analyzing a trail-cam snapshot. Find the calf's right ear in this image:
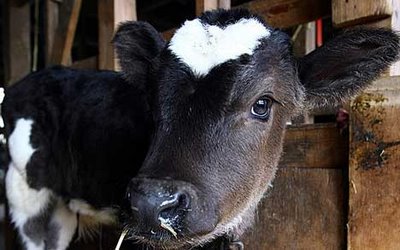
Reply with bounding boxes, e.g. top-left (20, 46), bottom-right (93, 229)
top-left (298, 28), bottom-right (400, 109)
top-left (113, 21), bottom-right (166, 86)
